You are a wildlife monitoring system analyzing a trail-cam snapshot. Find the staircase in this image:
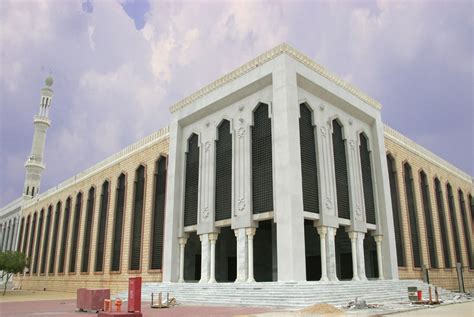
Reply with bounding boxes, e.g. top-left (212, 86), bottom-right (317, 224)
top-left (116, 279), bottom-right (455, 308)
